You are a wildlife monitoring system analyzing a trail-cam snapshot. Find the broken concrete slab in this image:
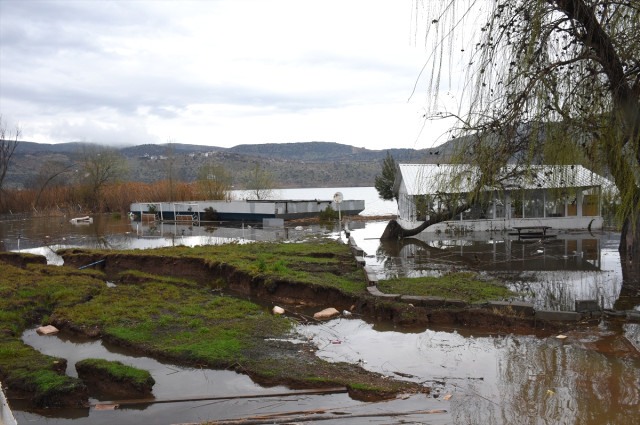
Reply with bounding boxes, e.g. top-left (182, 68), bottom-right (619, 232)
top-left (444, 298), bottom-right (468, 308)
top-left (313, 307), bottom-right (340, 320)
top-left (363, 266), bottom-right (378, 286)
top-left (37, 325), bottom-right (59, 335)
top-left (399, 295), bottom-right (446, 307)
top-left (536, 310), bottom-right (582, 322)
top-left (575, 300), bottom-right (599, 312)
top-left (487, 301), bottom-right (535, 316)
top-left (366, 286), bottom-right (399, 299)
